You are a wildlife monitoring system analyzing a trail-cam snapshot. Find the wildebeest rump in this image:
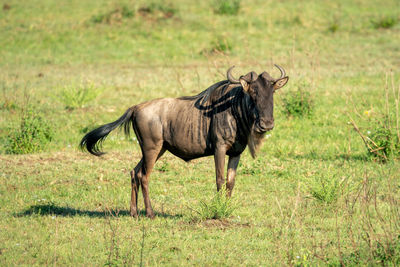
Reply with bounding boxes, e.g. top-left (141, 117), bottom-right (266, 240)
top-left (80, 65), bottom-right (289, 218)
